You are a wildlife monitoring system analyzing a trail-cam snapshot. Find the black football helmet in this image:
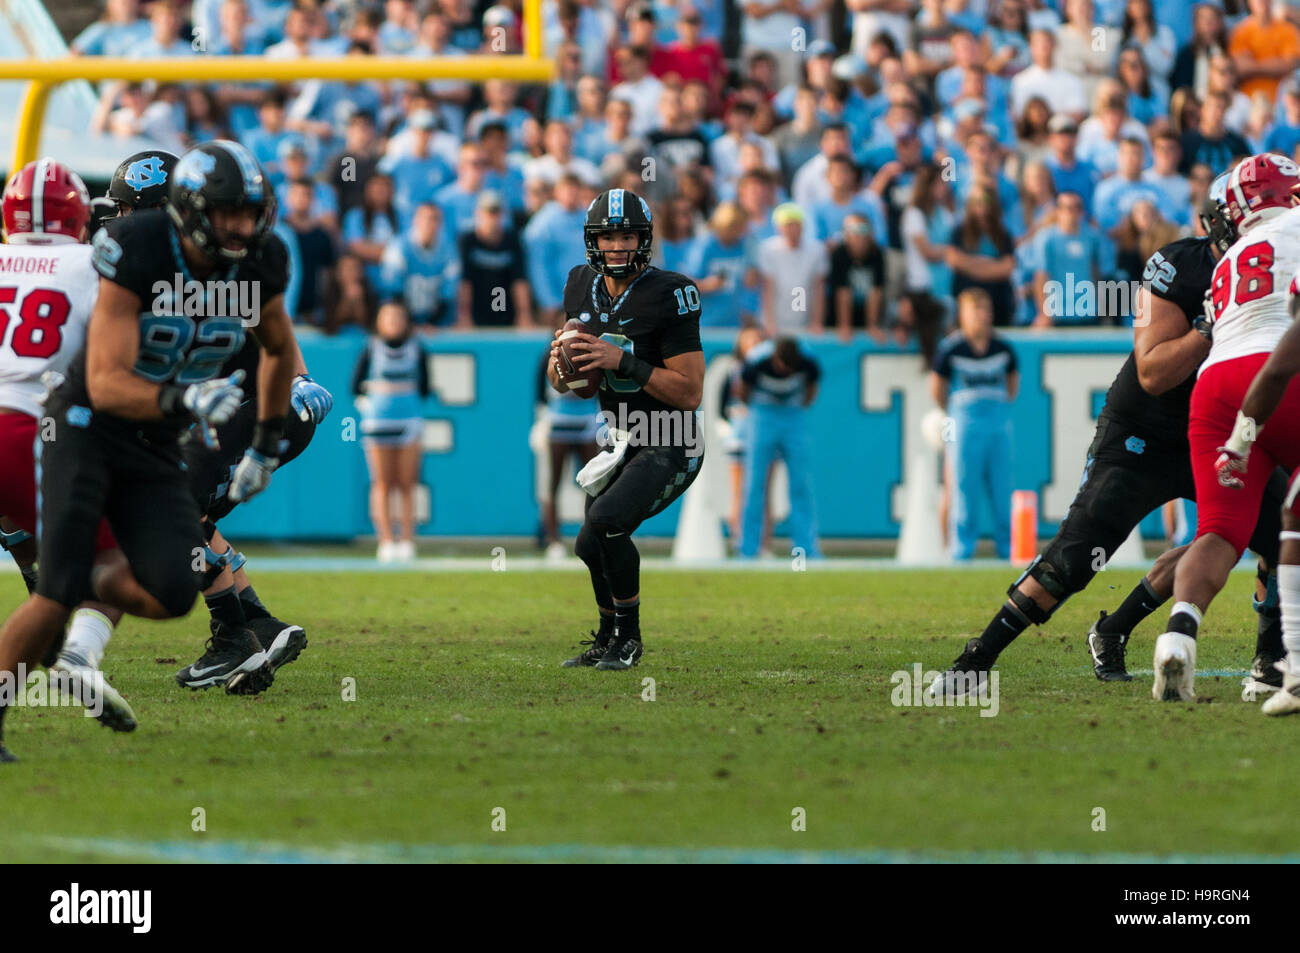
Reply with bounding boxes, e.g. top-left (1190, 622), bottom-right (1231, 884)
top-left (1199, 171), bottom-right (1238, 255)
top-left (166, 140), bottom-right (274, 262)
top-left (108, 150), bottom-right (178, 215)
top-left (584, 188), bottom-right (653, 278)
